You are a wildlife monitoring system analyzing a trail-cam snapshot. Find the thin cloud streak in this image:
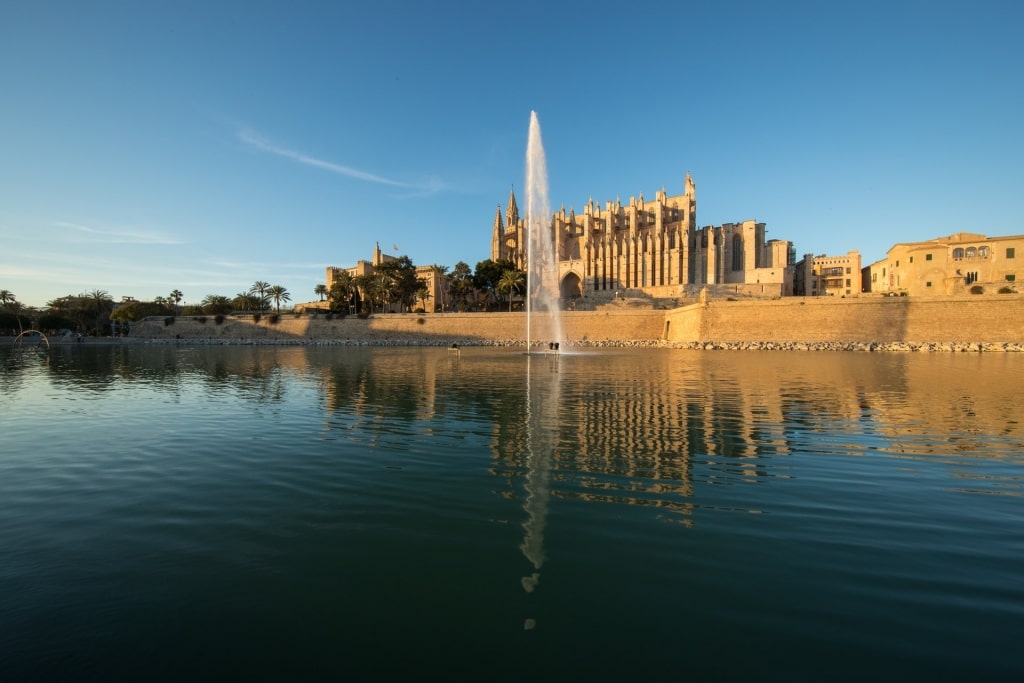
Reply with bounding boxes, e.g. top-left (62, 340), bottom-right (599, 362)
top-left (55, 221), bottom-right (183, 245)
top-left (237, 127), bottom-right (442, 192)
